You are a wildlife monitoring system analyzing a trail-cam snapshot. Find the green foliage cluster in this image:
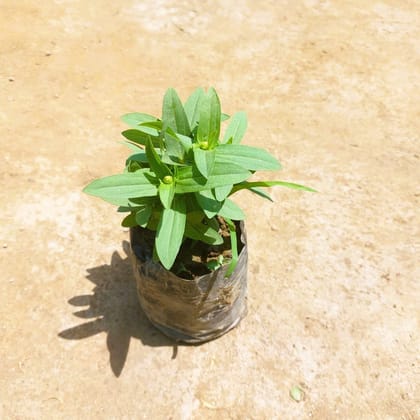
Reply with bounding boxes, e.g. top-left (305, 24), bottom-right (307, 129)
top-left (84, 88), bottom-right (314, 272)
